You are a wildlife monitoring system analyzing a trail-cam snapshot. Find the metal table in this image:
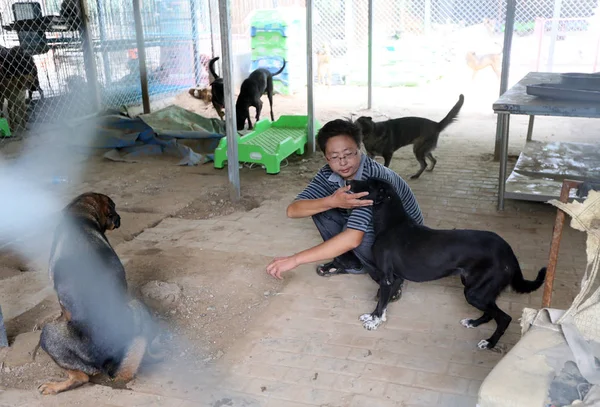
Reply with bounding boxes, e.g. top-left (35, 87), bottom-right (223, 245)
top-left (494, 72), bottom-right (600, 210)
